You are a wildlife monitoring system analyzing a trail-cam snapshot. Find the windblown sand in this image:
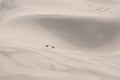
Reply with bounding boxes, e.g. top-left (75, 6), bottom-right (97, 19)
top-left (0, 0), bottom-right (120, 80)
